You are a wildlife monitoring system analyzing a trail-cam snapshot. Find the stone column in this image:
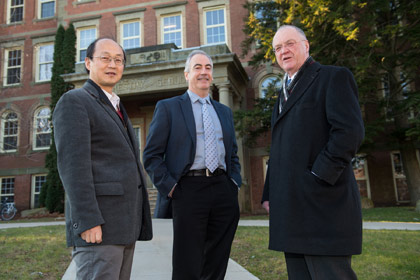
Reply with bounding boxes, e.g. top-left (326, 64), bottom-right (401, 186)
top-left (218, 83), bottom-right (233, 109)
